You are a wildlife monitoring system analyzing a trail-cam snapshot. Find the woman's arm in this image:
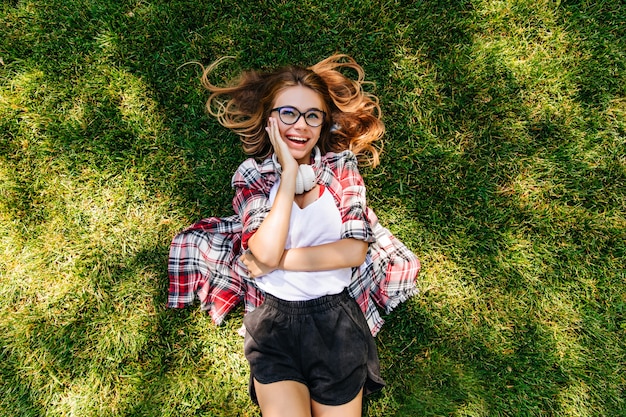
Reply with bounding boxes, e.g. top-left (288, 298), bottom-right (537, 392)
top-left (241, 238), bottom-right (368, 278)
top-left (246, 179), bottom-right (294, 268)
top-left (246, 117), bottom-right (298, 268)
top-left (280, 238), bottom-right (368, 271)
